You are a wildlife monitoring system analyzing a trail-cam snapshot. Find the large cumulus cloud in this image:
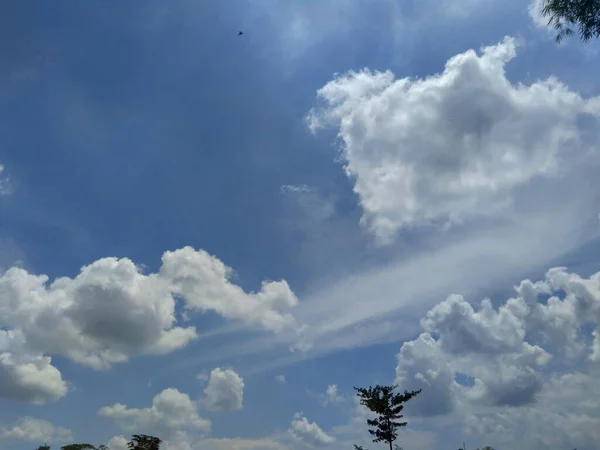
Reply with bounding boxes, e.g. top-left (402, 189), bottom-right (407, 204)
top-left (203, 368), bottom-right (245, 412)
top-left (307, 37), bottom-right (600, 242)
top-left (99, 387), bottom-right (211, 436)
top-left (288, 413), bottom-right (335, 446)
top-left (0, 246), bottom-right (299, 403)
top-left (394, 266), bottom-right (600, 448)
